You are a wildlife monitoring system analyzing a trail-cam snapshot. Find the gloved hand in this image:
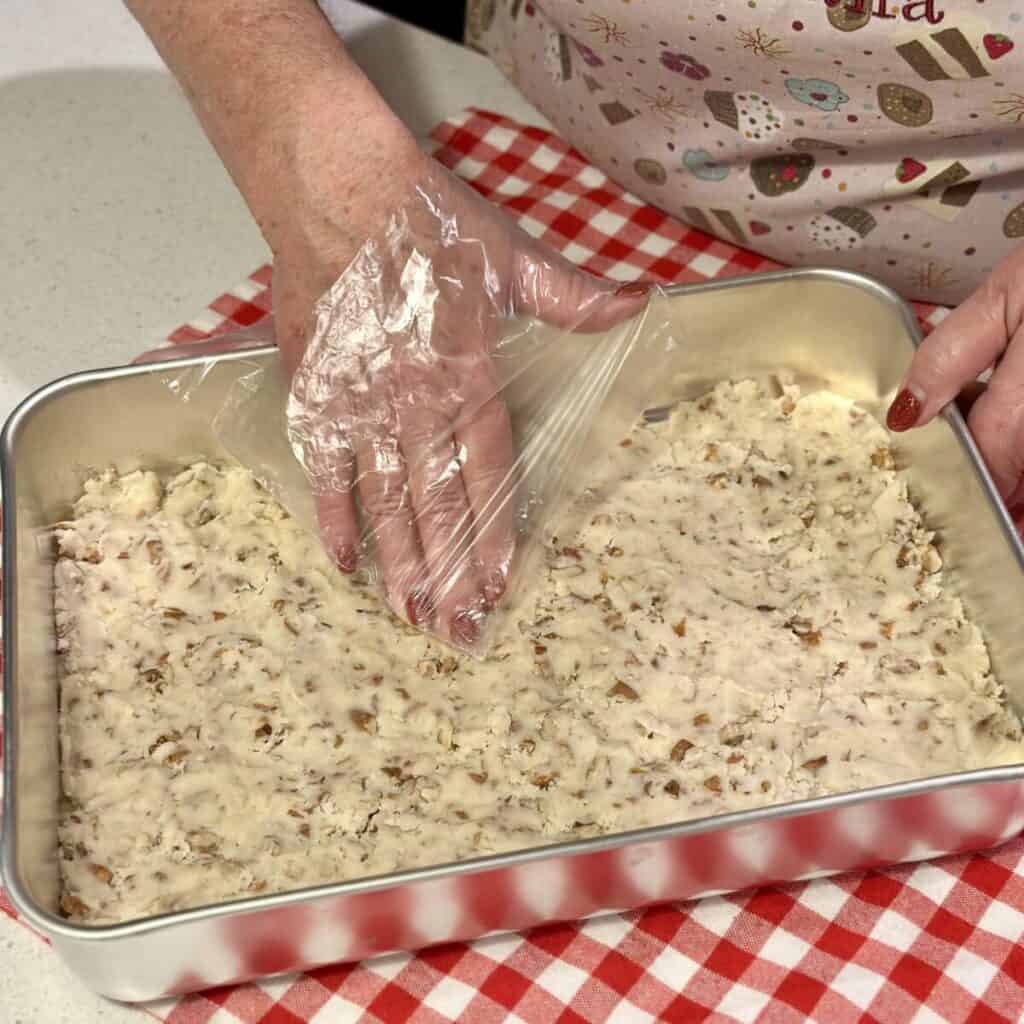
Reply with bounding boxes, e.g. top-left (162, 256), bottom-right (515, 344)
top-left (120, 0), bottom-right (647, 649)
top-left (887, 246), bottom-right (1024, 525)
top-left (275, 155), bottom-right (648, 649)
